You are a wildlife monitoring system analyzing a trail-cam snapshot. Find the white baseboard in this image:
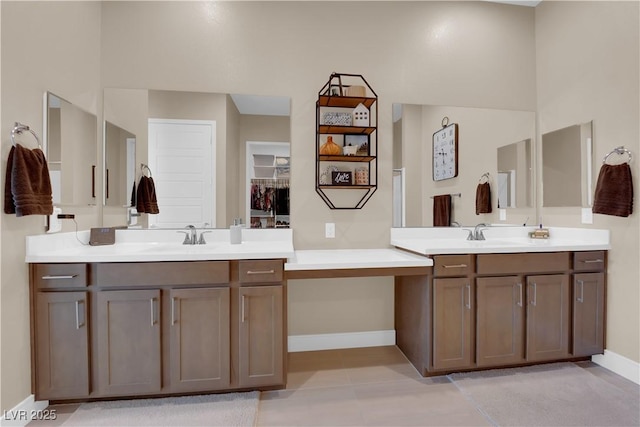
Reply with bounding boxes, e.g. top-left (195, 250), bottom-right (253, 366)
top-left (592, 349), bottom-right (640, 385)
top-left (1, 395), bottom-right (48, 427)
top-left (288, 330), bottom-right (396, 352)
